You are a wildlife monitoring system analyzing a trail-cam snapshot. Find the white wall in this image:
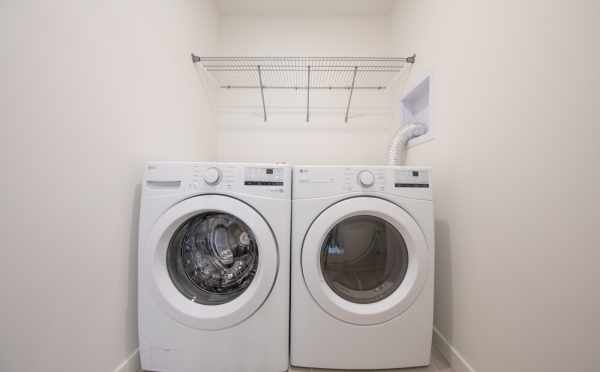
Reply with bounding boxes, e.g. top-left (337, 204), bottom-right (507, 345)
top-left (0, 1), bottom-right (218, 372)
top-left (391, 1), bottom-right (600, 371)
top-left (215, 15), bottom-right (395, 164)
